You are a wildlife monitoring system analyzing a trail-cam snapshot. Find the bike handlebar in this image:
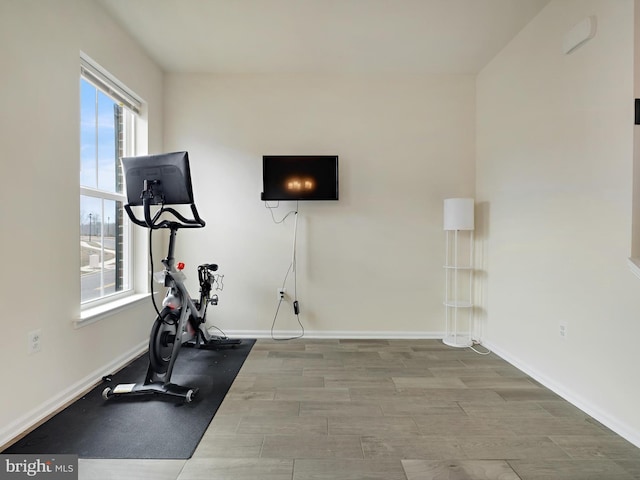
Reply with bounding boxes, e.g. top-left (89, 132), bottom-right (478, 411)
top-left (124, 196), bottom-right (206, 230)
